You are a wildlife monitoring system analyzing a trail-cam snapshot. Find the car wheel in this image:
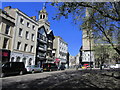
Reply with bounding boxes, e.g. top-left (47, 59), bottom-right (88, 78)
top-left (19, 71), bottom-right (24, 75)
top-left (32, 70), bottom-right (35, 74)
top-left (1, 73), bottom-right (5, 78)
top-left (41, 69), bottom-right (43, 73)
